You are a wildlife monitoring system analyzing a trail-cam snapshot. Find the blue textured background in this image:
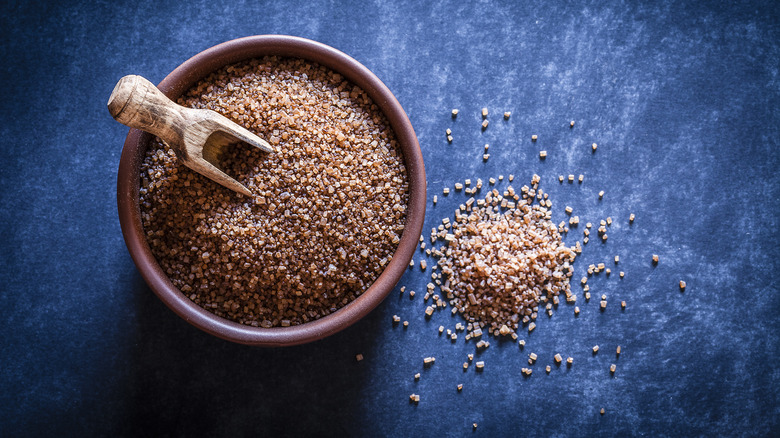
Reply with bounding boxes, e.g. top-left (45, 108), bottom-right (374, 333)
top-left (1, 1), bottom-right (778, 436)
